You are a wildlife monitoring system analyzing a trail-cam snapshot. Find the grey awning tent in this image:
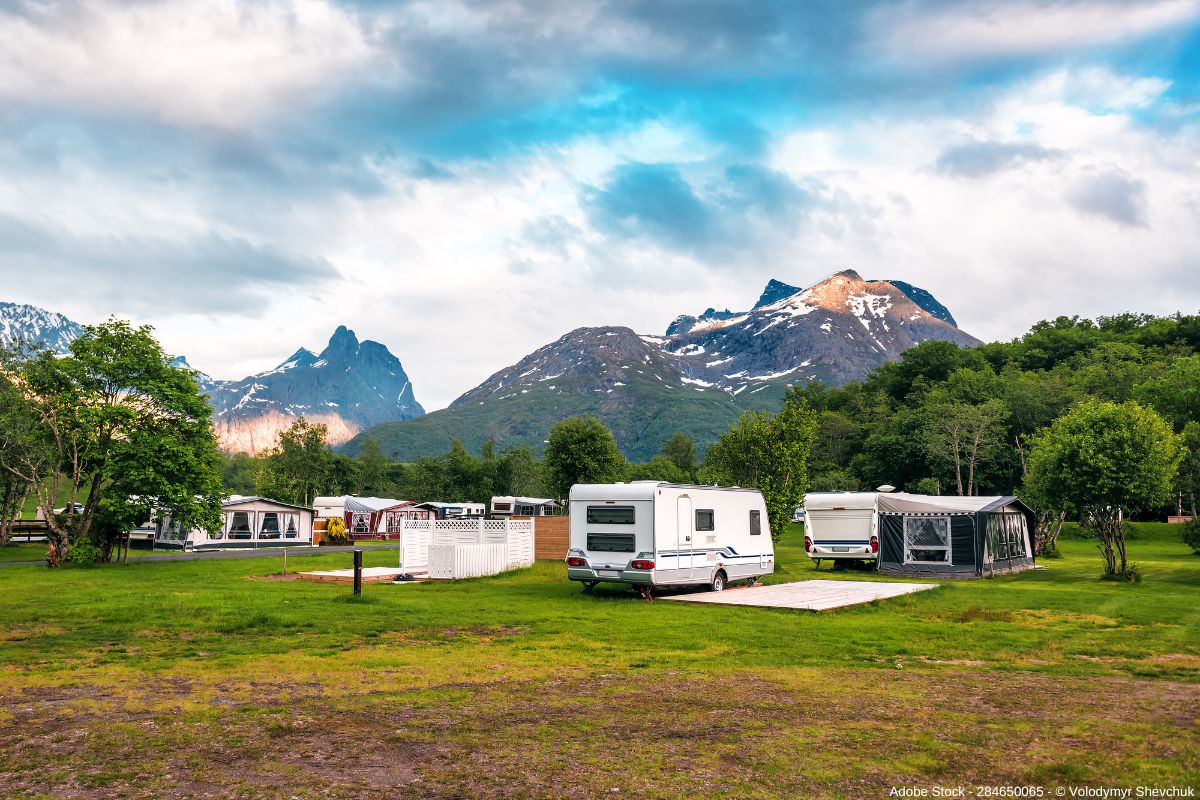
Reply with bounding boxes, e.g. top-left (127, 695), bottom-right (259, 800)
top-left (875, 493), bottom-right (1037, 578)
